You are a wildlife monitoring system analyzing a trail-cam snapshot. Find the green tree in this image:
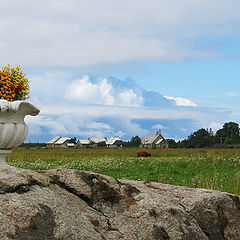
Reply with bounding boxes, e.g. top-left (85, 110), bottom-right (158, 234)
top-left (124, 136), bottom-right (142, 148)
top-left (224, 137), bottom-right (232, 145)
top-left (177, 139), bottom-right (189, 148)
top-left (215, 122), bottom-right (240, 144)
top-left (130, 136), bottom-right (142, 147)
top-left (70, 137), bottom-right (77, 144)
top-left (97, 141), bottom-right (107, 148)
top-left (187, 128), bottom-right (214, 148)
top-left (166, 139), bottom-right (177, 148)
